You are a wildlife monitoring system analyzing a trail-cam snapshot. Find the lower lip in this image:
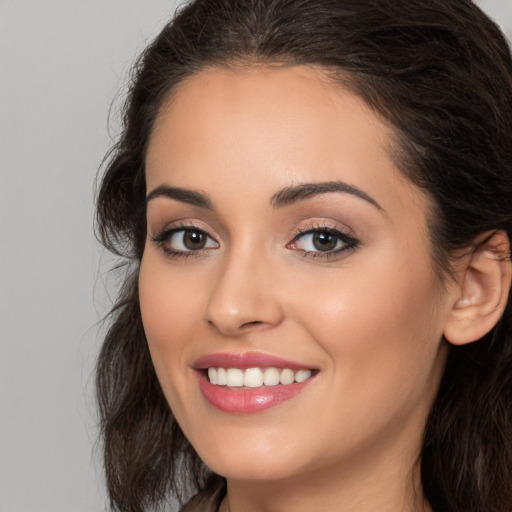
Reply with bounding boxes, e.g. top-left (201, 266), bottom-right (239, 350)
top-left (198, 373), bottom-right (316, 413)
